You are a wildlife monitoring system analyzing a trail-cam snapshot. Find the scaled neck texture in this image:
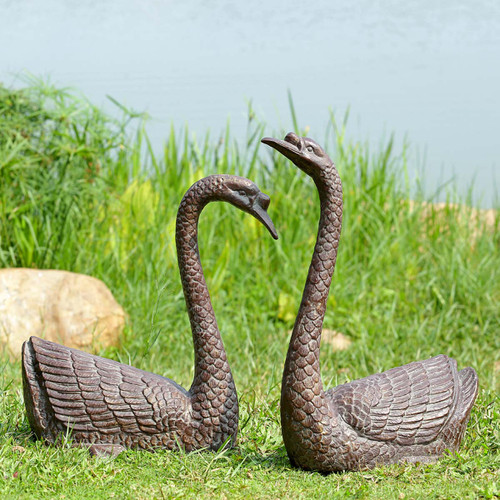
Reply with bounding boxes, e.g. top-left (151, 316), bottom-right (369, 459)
top-left (282, 162), bottom-right (343, 420)
top-left (175, 177), bottom-right (235, 410)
